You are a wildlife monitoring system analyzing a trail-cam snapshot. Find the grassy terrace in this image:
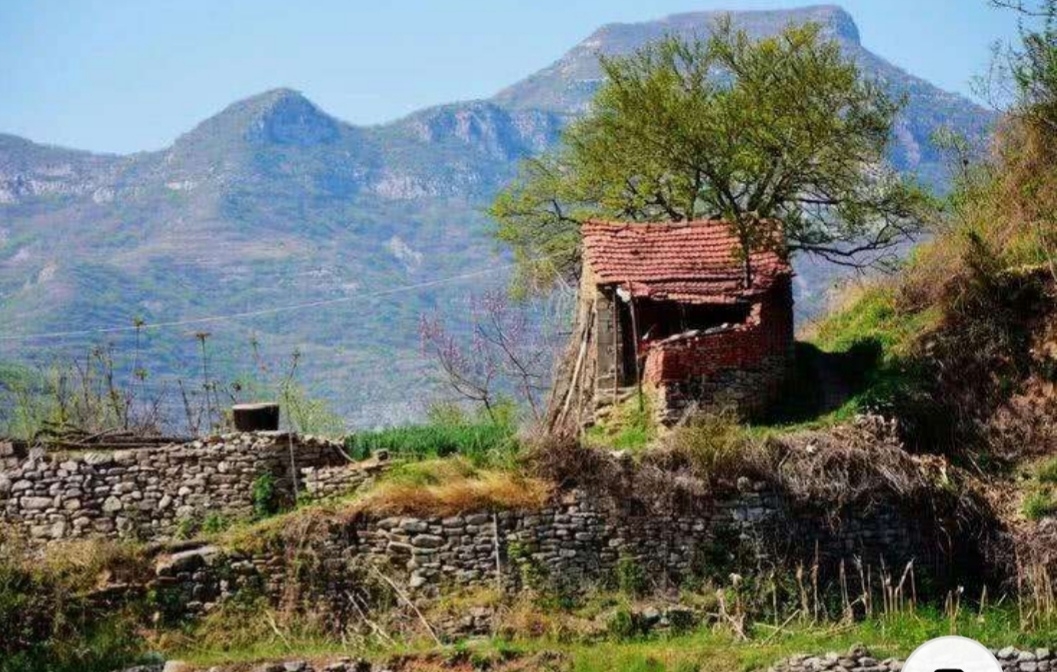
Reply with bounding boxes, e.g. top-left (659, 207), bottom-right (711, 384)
top-left (160, 605), bottom-right (1057, 671)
